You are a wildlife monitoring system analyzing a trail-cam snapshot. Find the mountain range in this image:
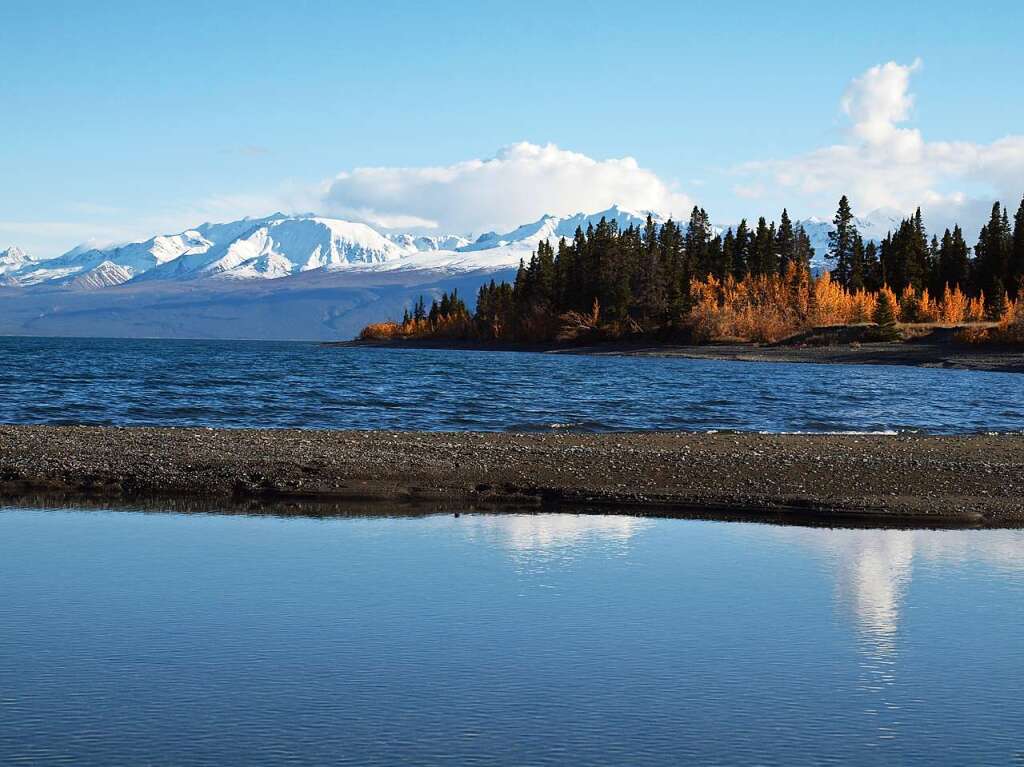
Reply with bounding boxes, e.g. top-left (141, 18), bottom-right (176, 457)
top-left (0, 206), bottom-right (898, 340)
